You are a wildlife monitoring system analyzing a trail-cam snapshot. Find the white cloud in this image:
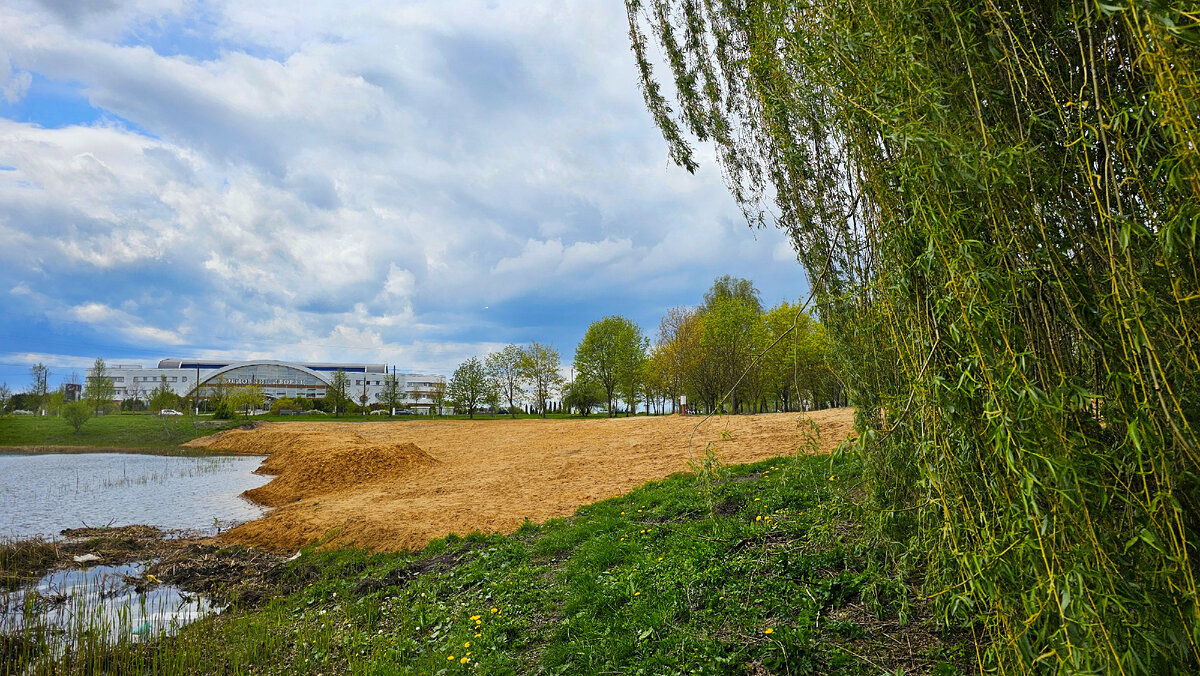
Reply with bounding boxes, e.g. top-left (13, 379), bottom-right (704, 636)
top-left (66, 301), bottom-right (185, 345)
top-left (383, 264), bottom-right (415, 298)
top-left (0, 1), bottom-right (809, 382)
